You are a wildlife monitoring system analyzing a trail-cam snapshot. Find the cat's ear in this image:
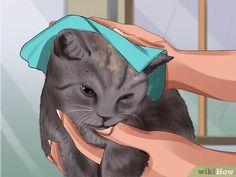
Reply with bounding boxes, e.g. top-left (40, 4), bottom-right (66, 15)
top-left (143, 53), bottom-right (173, 74)
top-left (53, 29), bottom-right (90, 59)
